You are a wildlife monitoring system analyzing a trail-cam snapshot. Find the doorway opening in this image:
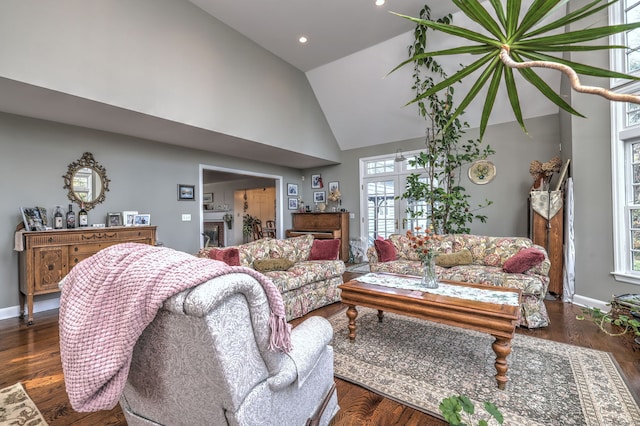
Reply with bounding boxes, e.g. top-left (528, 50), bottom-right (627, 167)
top-left (199, 165), bottom-right (283, 247)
